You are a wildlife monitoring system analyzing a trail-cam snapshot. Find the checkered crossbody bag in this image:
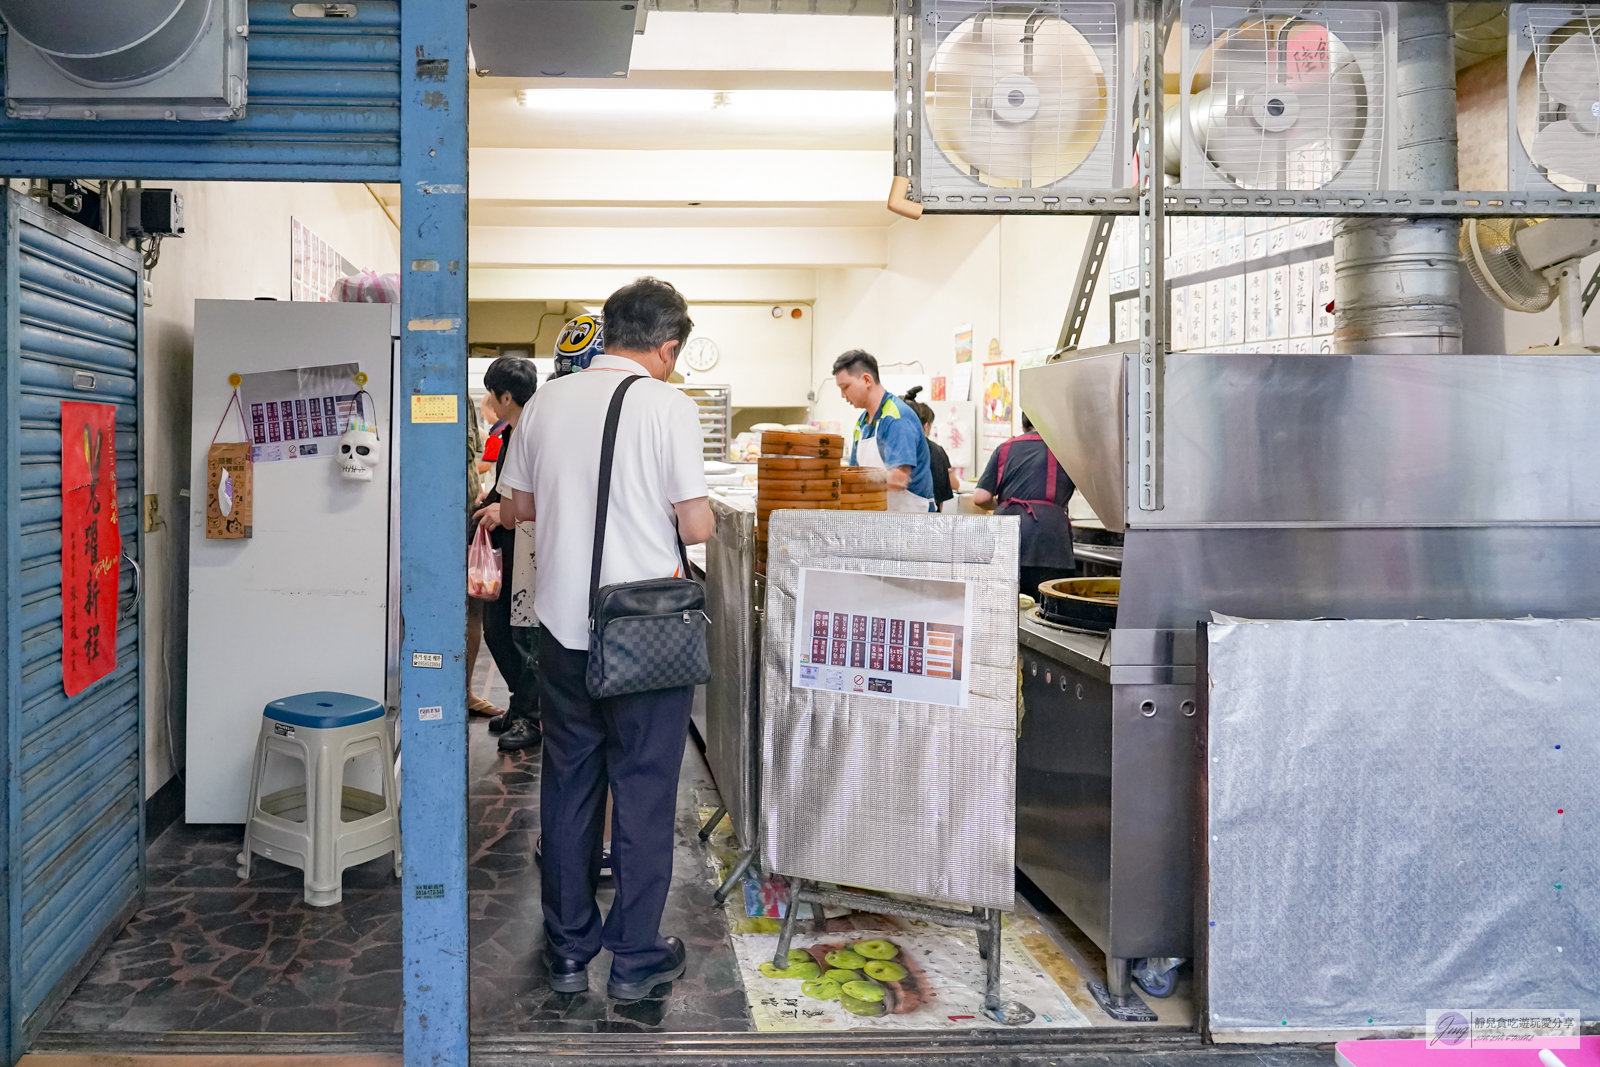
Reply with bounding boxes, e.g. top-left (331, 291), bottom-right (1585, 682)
top-left (585, 374), bottom-right (711, 699)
